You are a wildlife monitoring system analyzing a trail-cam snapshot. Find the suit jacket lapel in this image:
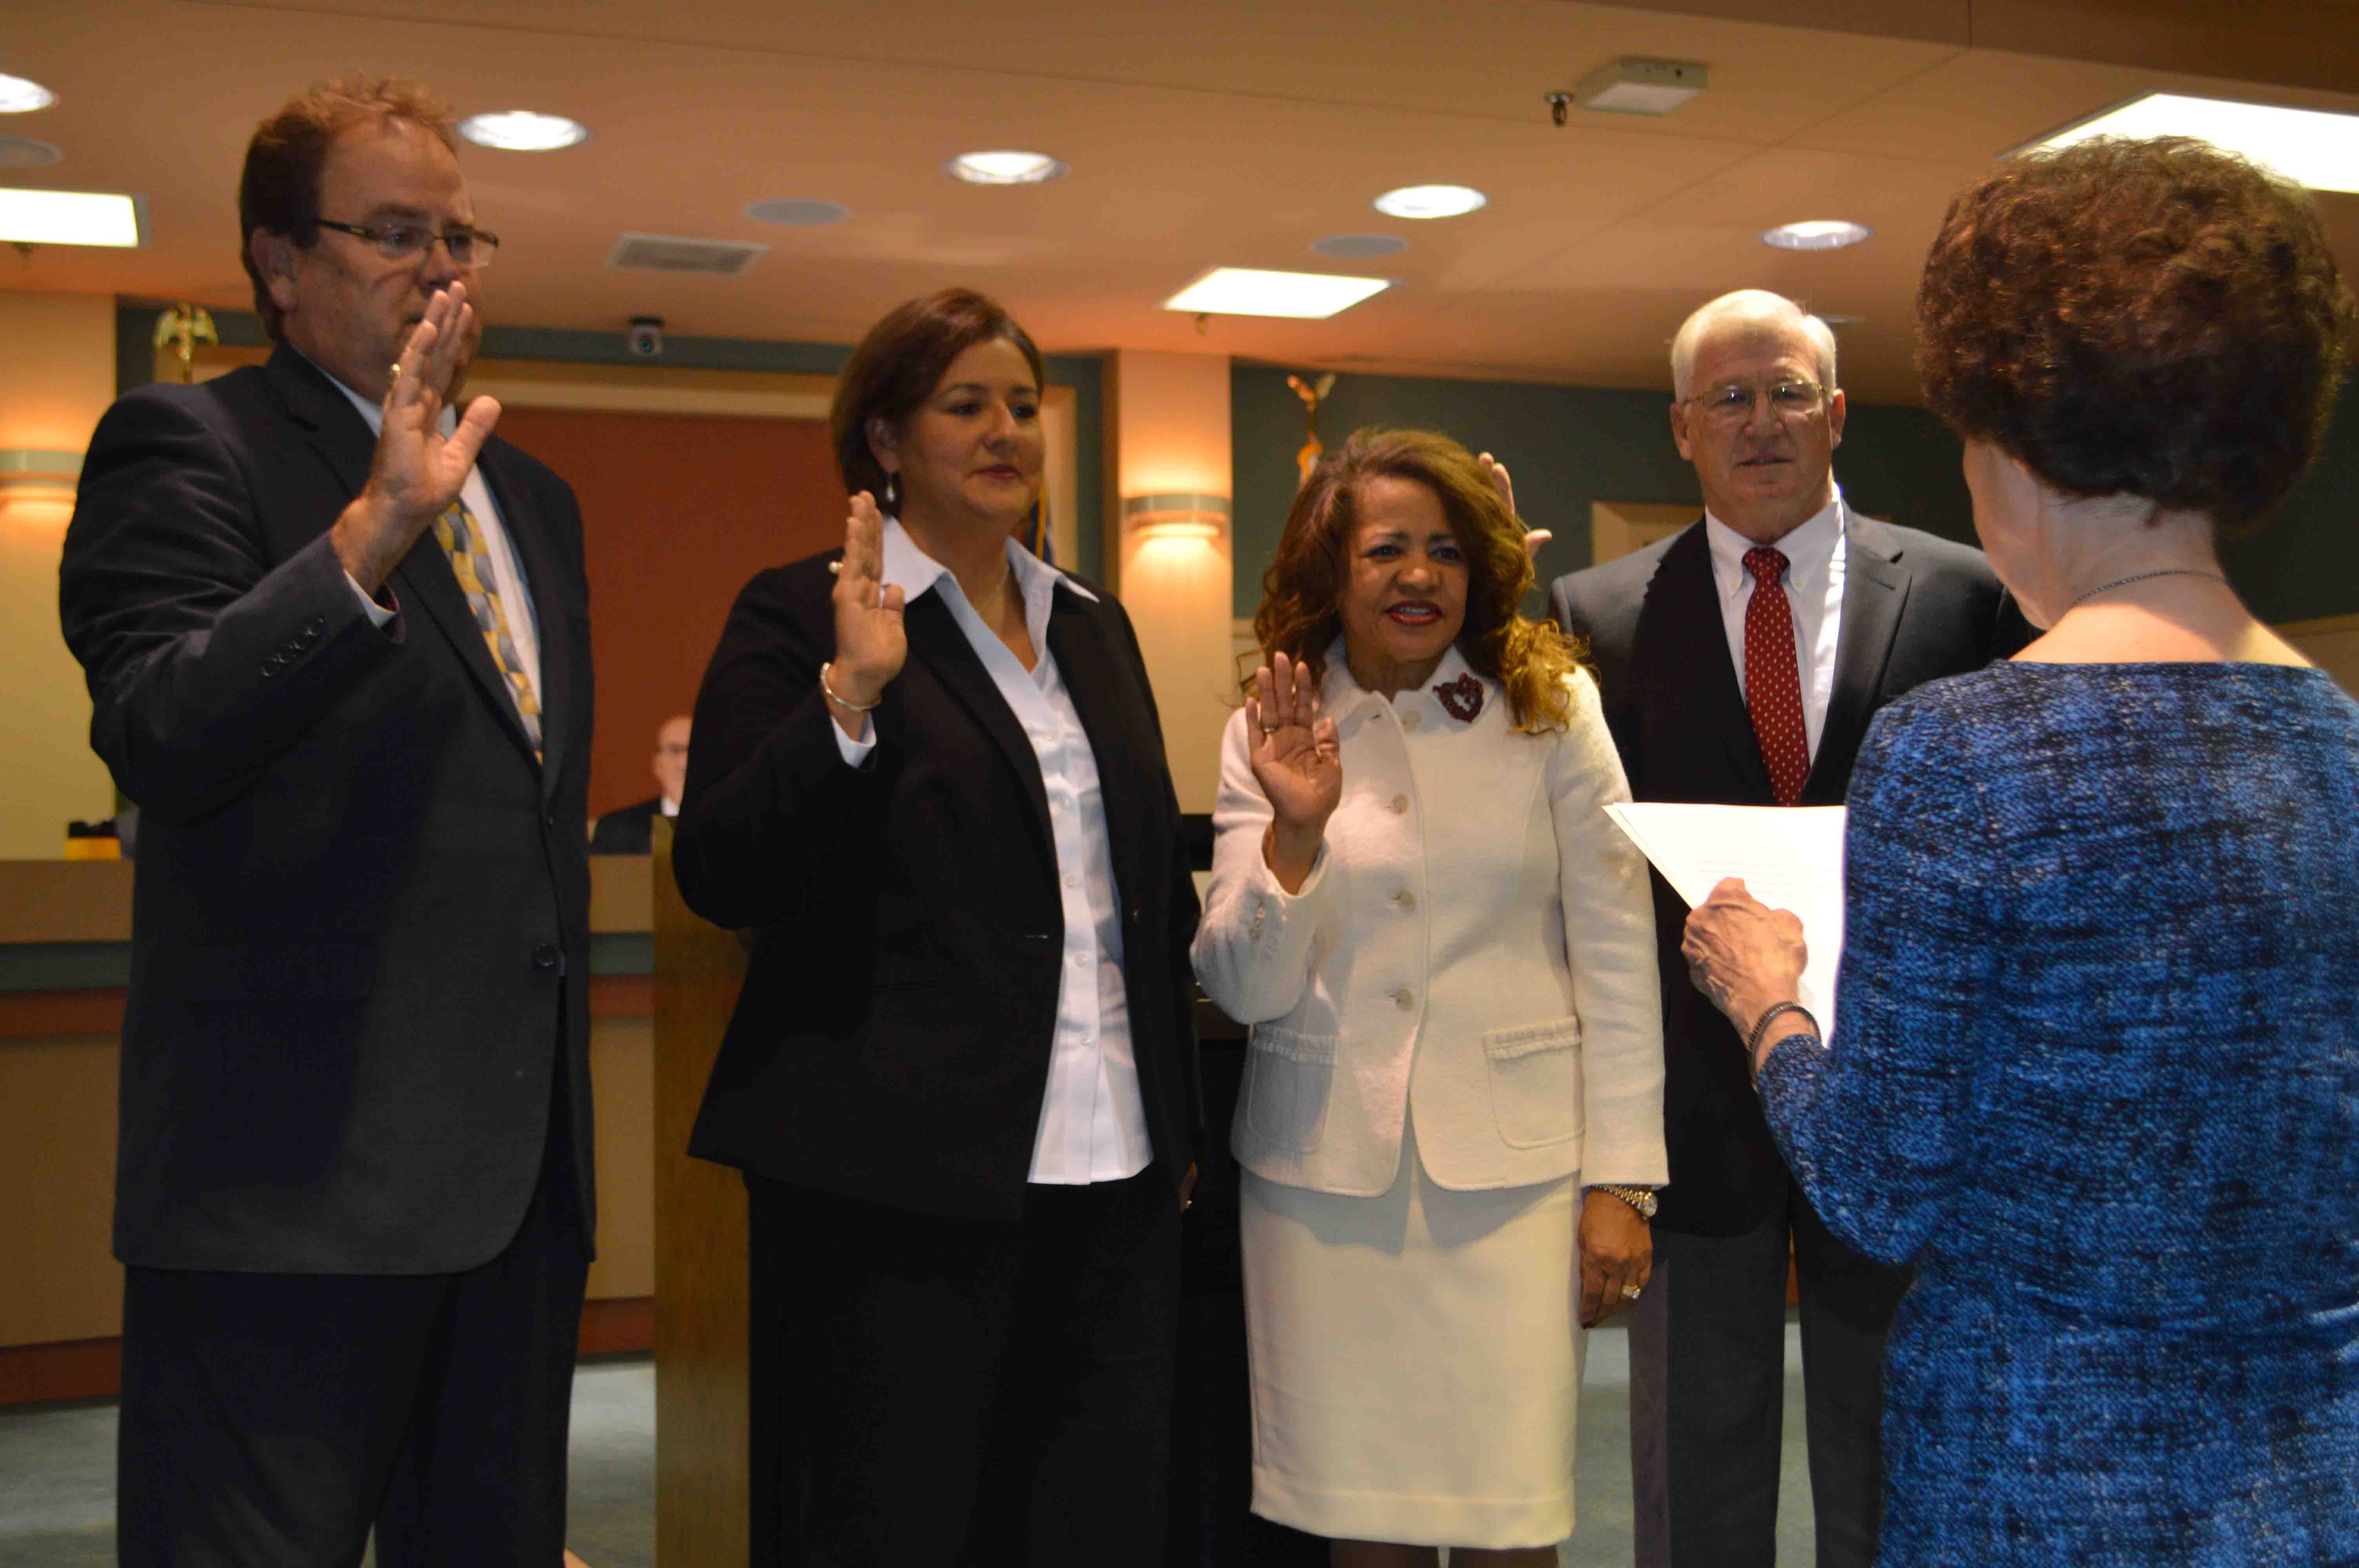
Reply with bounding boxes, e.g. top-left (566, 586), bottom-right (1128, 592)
top-left (903, 592), bottom-right (1056, 864)
top-left (1046, 592), bottom-right (1141, 902)
top-left (478, 441), bottom-right (572, 793)
top-left (1645, 523), bottom-right (1776, 800)
top-left (1808, 517), bottom-right (1910, 799)
top-left (262, 346), bottom-right (541, 766)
